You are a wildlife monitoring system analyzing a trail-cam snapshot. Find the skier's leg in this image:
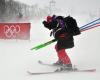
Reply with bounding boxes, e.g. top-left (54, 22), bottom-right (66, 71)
top-left (55, 45), bottom-right (73, 70)
top-left (55, 44), bottom-right (72, 66)
top-left (57, 49), bottom-right (73, 71)
top-left (57, 49), bottom-right (72, 65)
top-left (53, 44), bottom-right (63, 65)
